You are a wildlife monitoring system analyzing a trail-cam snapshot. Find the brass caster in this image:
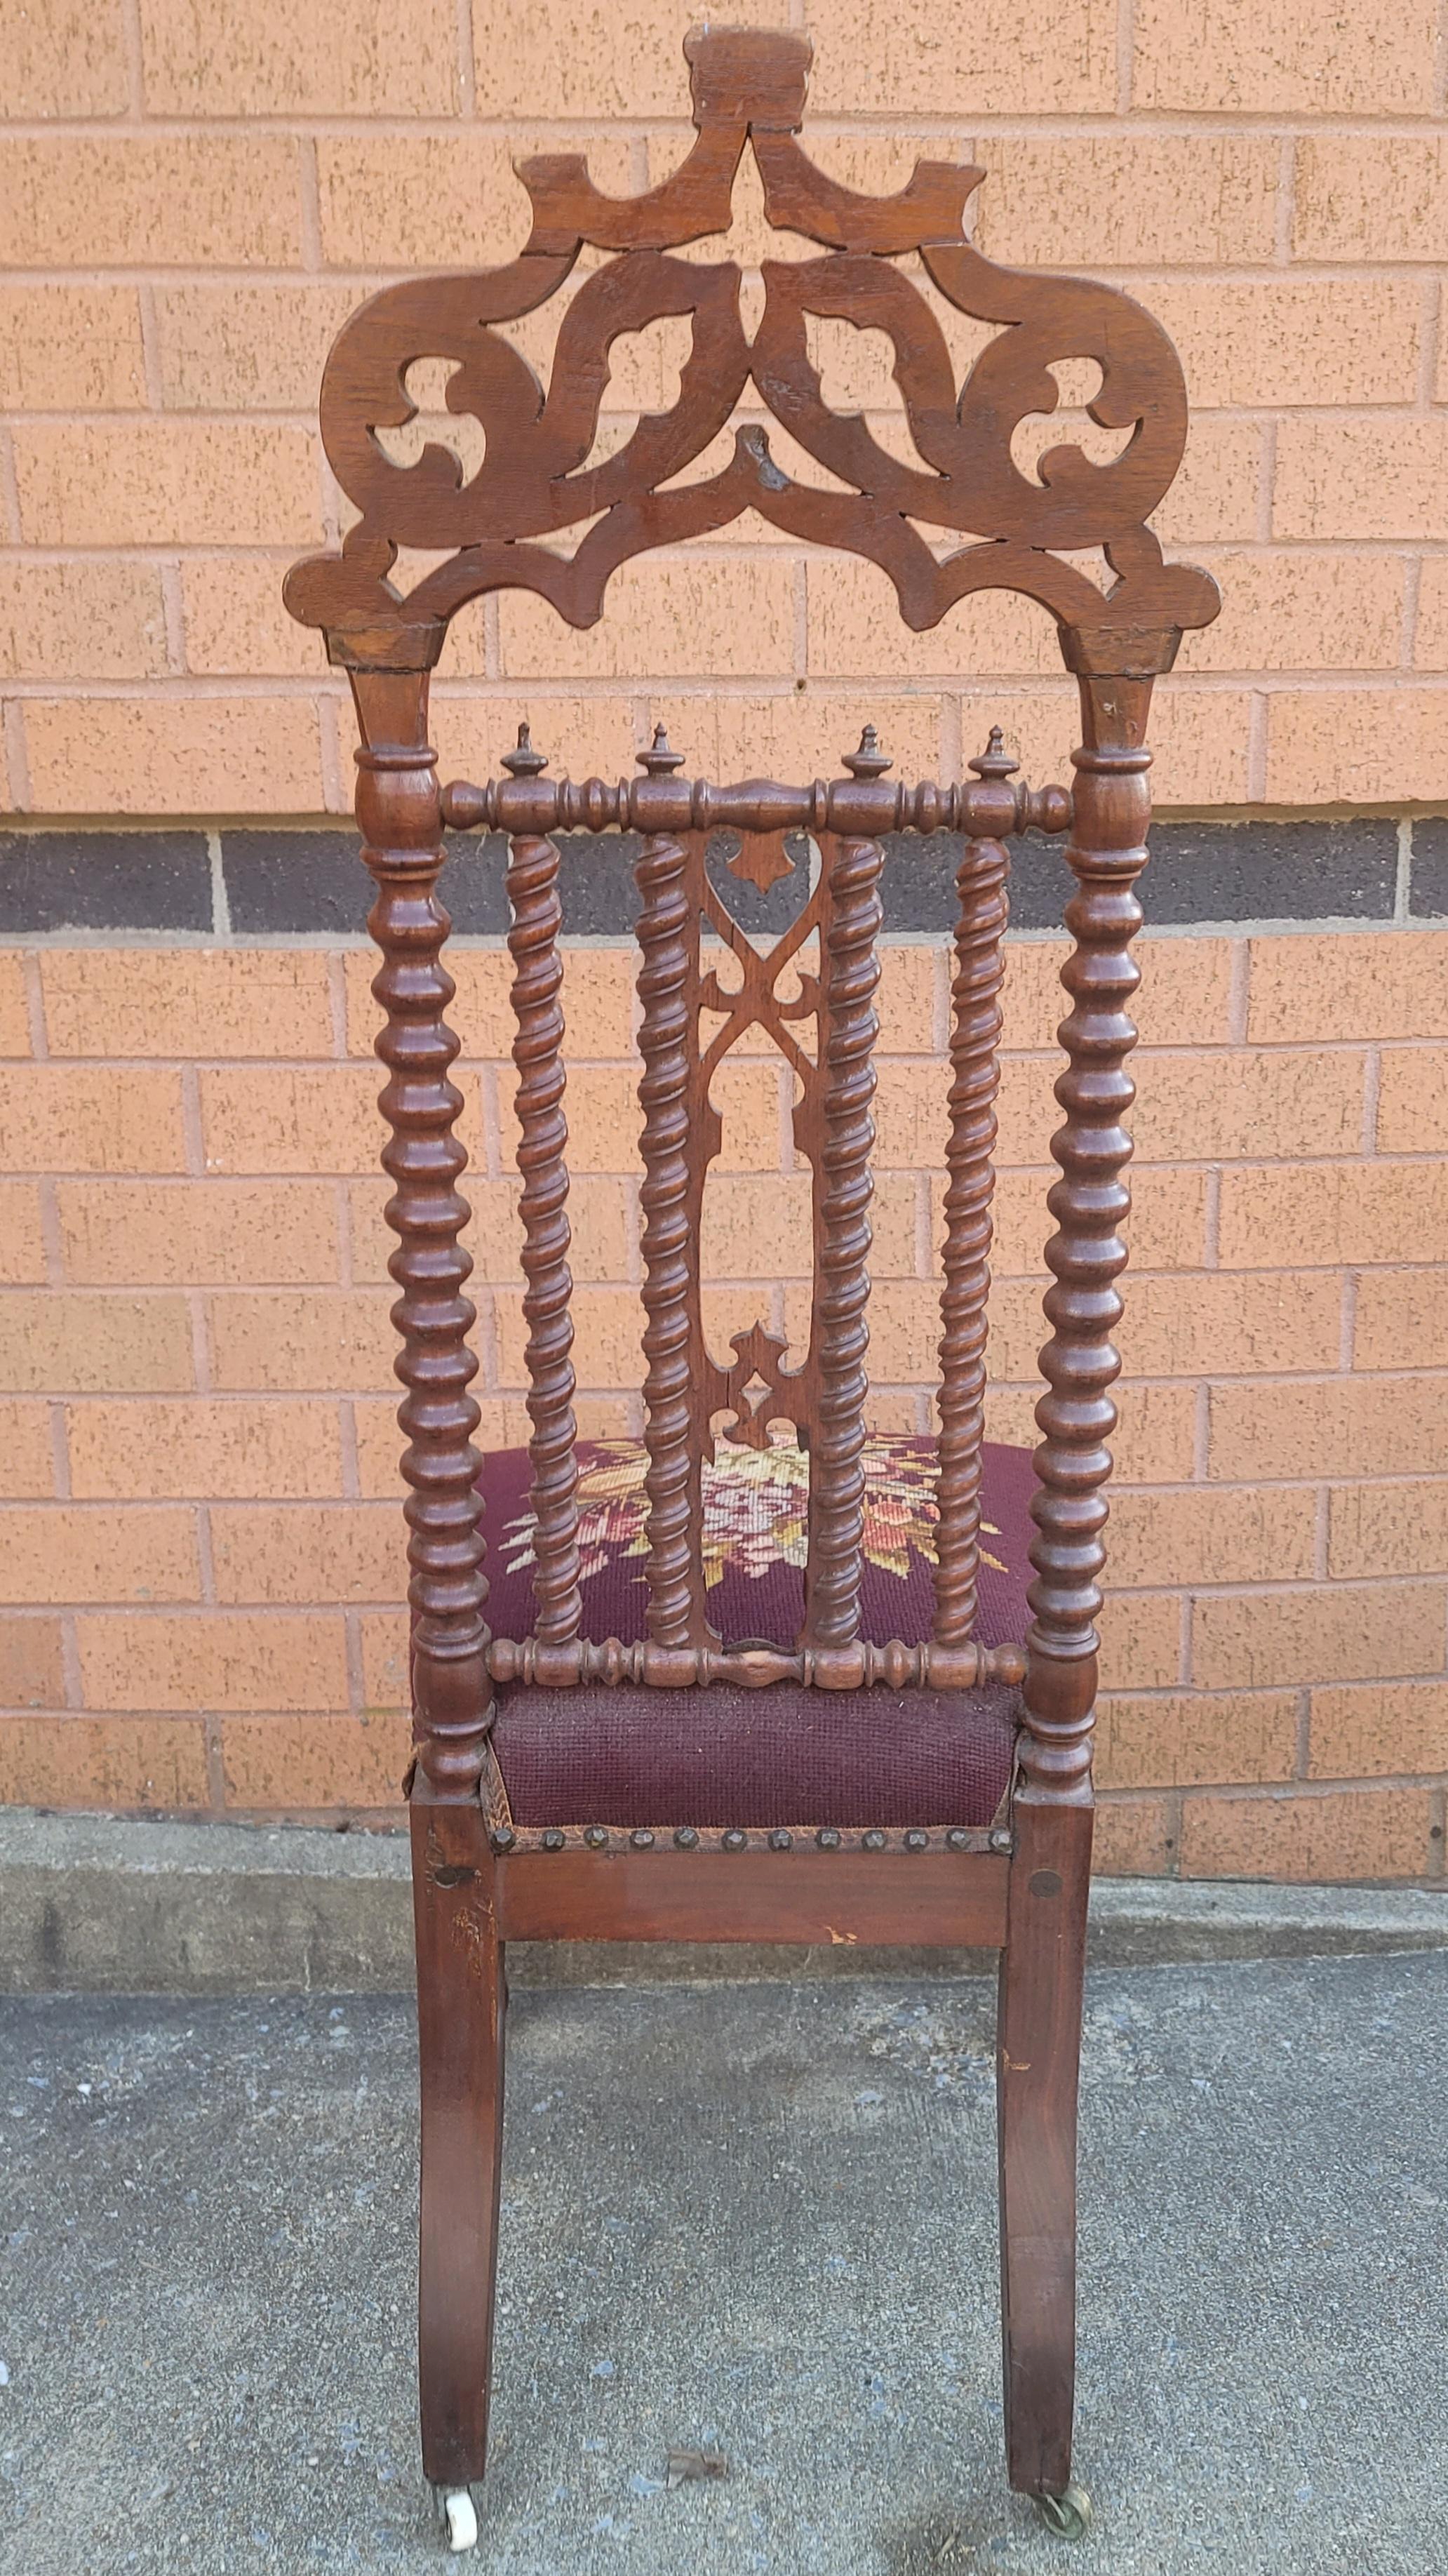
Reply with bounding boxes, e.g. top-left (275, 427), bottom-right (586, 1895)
top-left (1035, 2482), bottom-right (1093, 2541)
